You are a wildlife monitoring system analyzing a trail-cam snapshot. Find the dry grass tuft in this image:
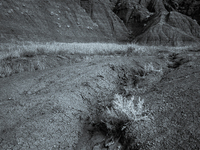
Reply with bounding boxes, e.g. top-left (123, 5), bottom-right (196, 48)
top-left (143, 62), bottom-right (163, 76)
